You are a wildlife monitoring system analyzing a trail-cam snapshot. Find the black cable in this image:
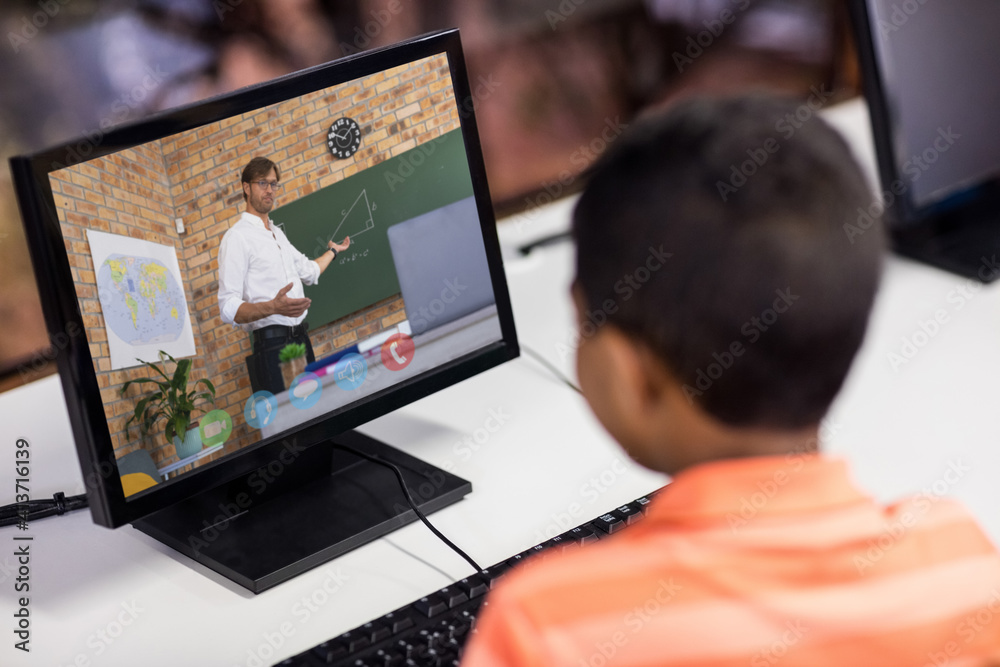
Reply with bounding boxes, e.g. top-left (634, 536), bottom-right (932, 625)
top-left (521, 345), bottom-right (583, 394)
top-left (331, 443), bottom-right (485, 576)
top-left (0, 492), bottom-right (89, 527)
top-left (517, 230), bottom-right (573, 256)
